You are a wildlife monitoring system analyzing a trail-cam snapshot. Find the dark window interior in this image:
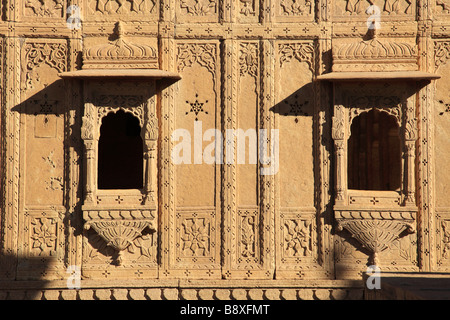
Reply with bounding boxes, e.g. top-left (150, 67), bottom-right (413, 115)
top-left (98, 110), bottom-right (143, 189)
top-left (348, 109), bottom-right (401, 191)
